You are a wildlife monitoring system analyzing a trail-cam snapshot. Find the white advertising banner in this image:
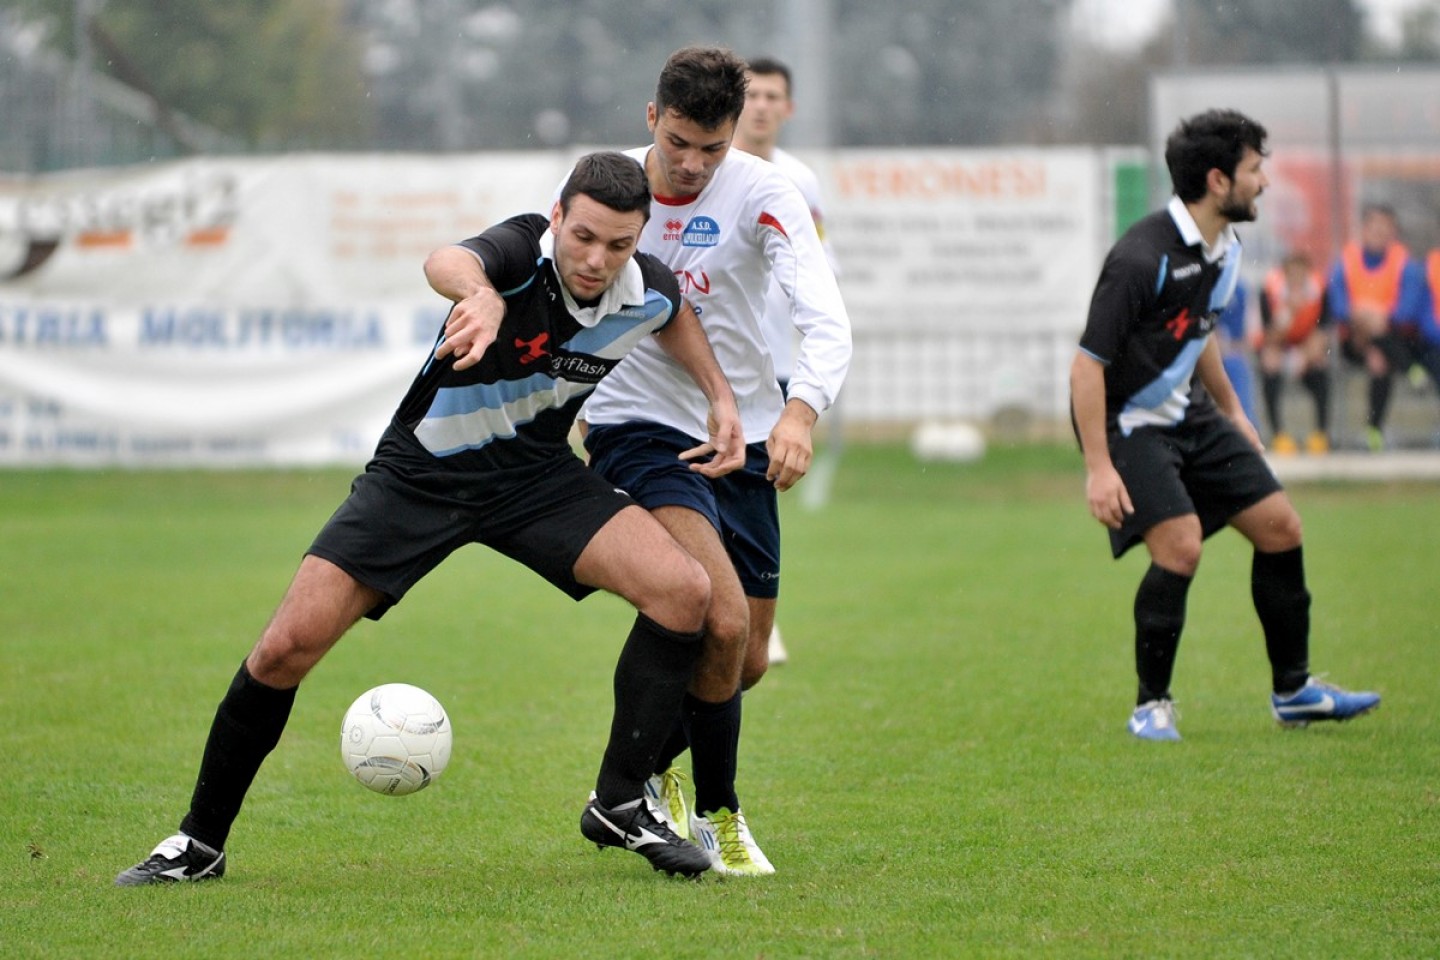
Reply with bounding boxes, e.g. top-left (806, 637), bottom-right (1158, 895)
top-left (1, 149), bottom-right (1107, 465)
top-left (817, 148), bottom-right (1104, 333)
top-left (0, 153), bottom-right (571, 466)
top-left (808, 149), bottom-right (1106, 422)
